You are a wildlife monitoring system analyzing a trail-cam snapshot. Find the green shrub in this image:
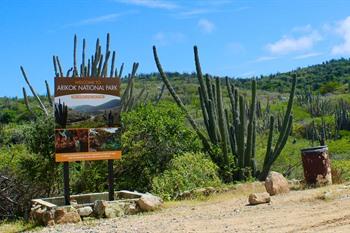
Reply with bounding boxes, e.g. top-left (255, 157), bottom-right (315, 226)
top-left (331, 160), bottom-right (350, 183)
top-left (320, 81), bottom-right (340, 94)
top-left (152, 152), bottom-right (221, 200)
top-left (115, 102), bottom-right (201, 192)
top-left (19, 114), bottom-right (61, 196)
top-left (70, 161), bottom-right (108, 194)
